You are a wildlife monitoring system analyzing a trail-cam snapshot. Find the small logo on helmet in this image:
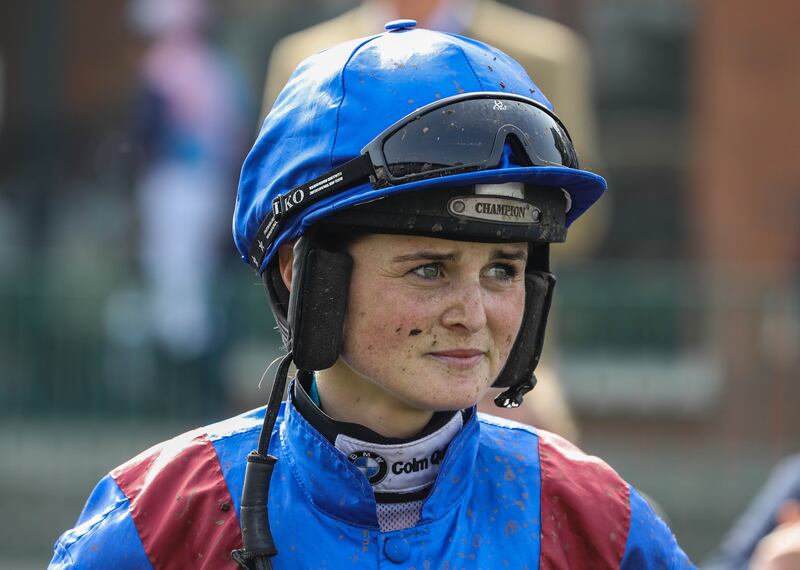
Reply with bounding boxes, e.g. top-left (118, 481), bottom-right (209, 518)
top-left (493, 100), bottom-right (508, 111)
top-left (447, 196), bottom-right (541, 225)
top-left (348, 450), bottom-right (388, 485)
